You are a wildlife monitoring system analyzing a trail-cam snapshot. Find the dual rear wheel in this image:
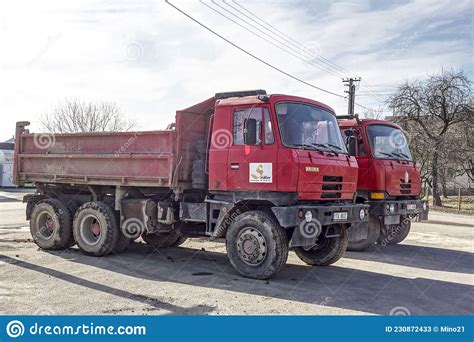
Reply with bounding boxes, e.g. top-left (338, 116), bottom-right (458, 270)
top-left (30, 199), bottom-right (185, 256)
